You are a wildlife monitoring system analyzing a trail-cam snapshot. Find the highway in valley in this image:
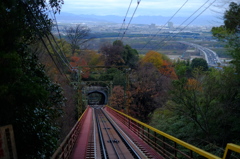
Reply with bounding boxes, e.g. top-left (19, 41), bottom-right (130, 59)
top-left (180, 41), bottom-right (222, 66)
